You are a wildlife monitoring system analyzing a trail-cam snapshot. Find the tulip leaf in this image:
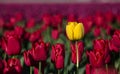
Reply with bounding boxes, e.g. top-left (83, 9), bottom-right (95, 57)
top-left (115, 58), bottom-right (120, 69)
